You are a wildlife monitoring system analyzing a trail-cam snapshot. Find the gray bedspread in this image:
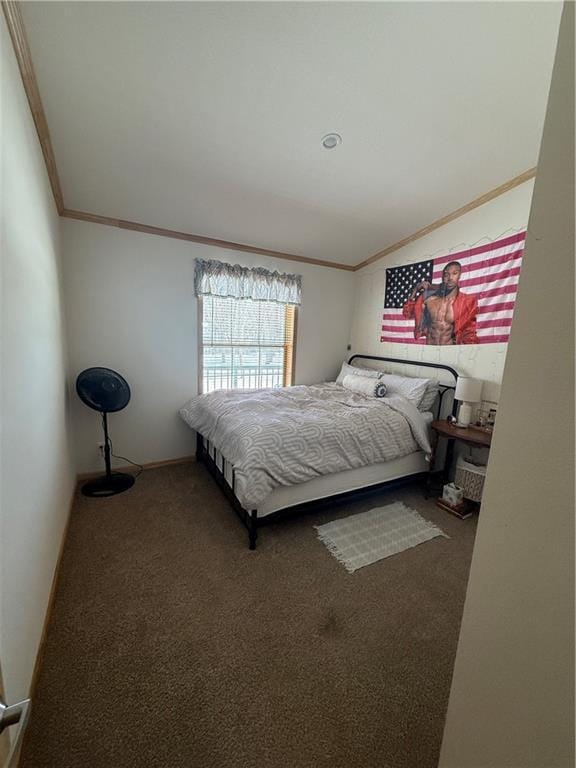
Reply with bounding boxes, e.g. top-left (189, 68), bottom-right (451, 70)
top-left (179, 383), bottom-right (431, 510)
